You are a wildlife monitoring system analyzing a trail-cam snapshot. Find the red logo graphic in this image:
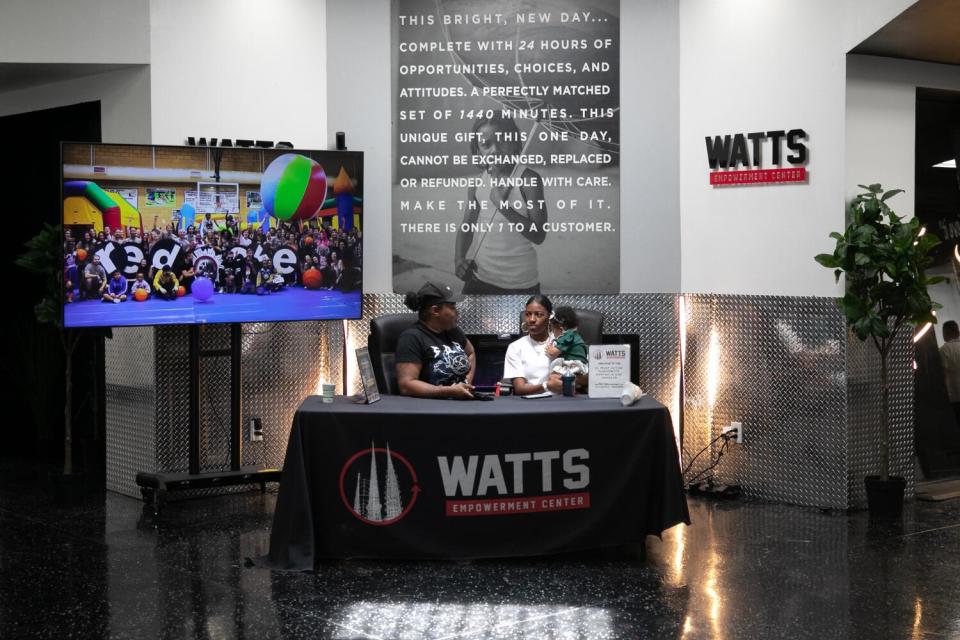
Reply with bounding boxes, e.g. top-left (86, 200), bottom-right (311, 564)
top-left (339, 443), bottom-right (419, 526)
top-left (709, 167), bottom-right (807, 186)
